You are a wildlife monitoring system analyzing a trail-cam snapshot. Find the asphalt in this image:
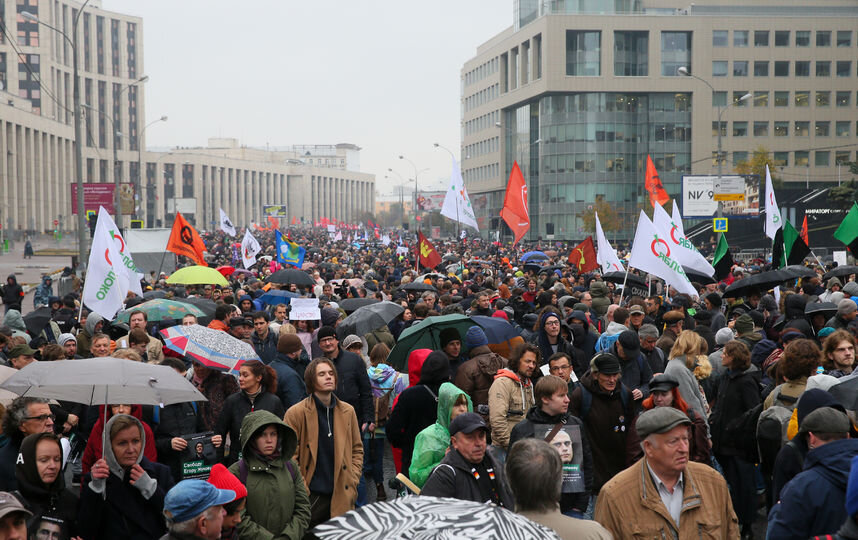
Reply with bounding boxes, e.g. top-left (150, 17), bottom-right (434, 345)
top-left (0, 233), bottom-right (78, 315)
